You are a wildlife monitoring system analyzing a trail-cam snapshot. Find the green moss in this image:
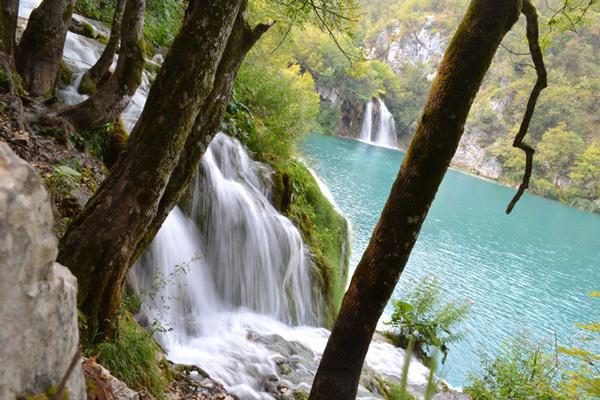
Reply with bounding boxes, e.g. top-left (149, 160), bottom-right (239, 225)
top-left (82, 22), bottom-right (96, 38)
top-left (97, 34), bottom-right (109, 46)
top-left (92, 312), bottom-right (168, 398)
top-left (58, 61), bottom-right (73, 87)
top-left (145, 60), bottom-right (161, 75)
top-left (20, 386), bottom-right (69, 400)
top-left (272, 160), bottom-right (350, 327)
top-left (77, 73), bottom-right (97, 95)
